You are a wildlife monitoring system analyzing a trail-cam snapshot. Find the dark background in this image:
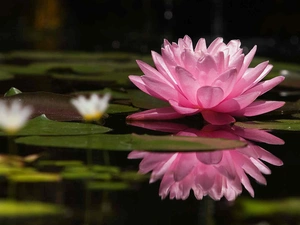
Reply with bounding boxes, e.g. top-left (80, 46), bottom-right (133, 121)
top-left (1, 0), bottom-right (300, 61)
